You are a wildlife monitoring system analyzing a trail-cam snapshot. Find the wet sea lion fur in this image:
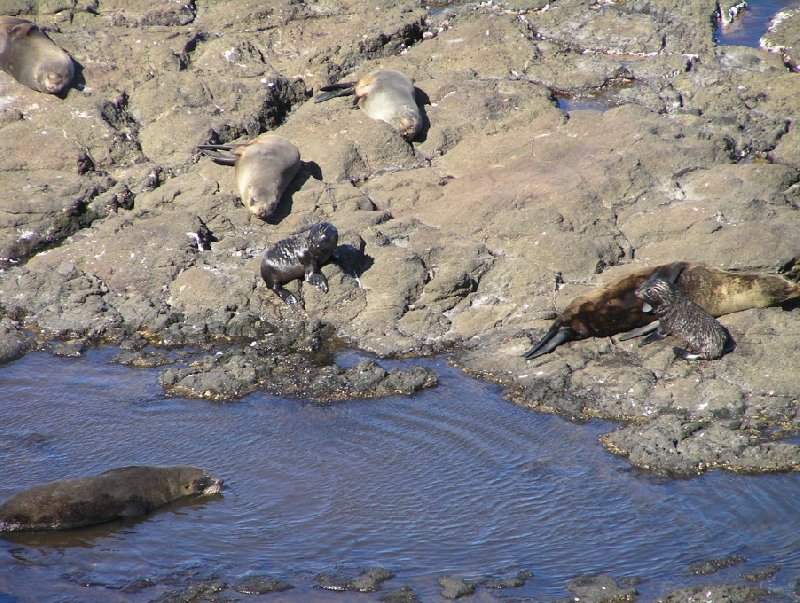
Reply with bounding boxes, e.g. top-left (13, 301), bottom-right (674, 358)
top-left (0, 465), bottom-right (222, 531)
